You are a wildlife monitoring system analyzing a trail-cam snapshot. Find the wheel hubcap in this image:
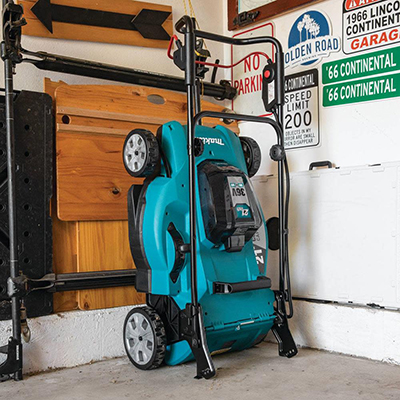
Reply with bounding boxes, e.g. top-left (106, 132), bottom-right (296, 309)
top-left (125, 312), bottom-right (155, 365)
top-left (124, 134), bottom-right (147, 173)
